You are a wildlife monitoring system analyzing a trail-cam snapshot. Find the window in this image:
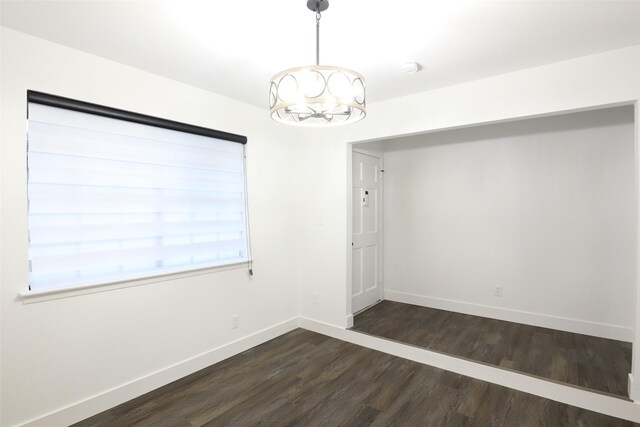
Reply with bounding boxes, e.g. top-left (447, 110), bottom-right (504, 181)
top-left (27, 91), bottom-right (249, 292)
